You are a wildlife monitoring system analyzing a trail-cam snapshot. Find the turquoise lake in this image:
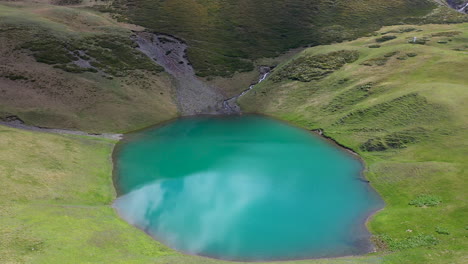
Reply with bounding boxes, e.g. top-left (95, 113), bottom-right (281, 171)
top-left (113, 115), bottom-right (383, 261)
